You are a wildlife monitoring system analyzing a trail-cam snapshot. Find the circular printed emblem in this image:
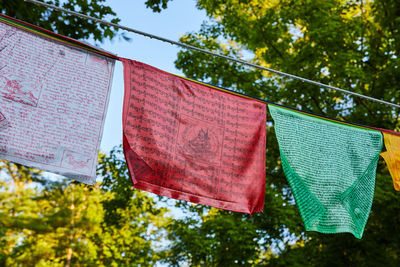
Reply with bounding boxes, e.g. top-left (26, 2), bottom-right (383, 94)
top-left (180, 126), bottom-right (220, 164)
